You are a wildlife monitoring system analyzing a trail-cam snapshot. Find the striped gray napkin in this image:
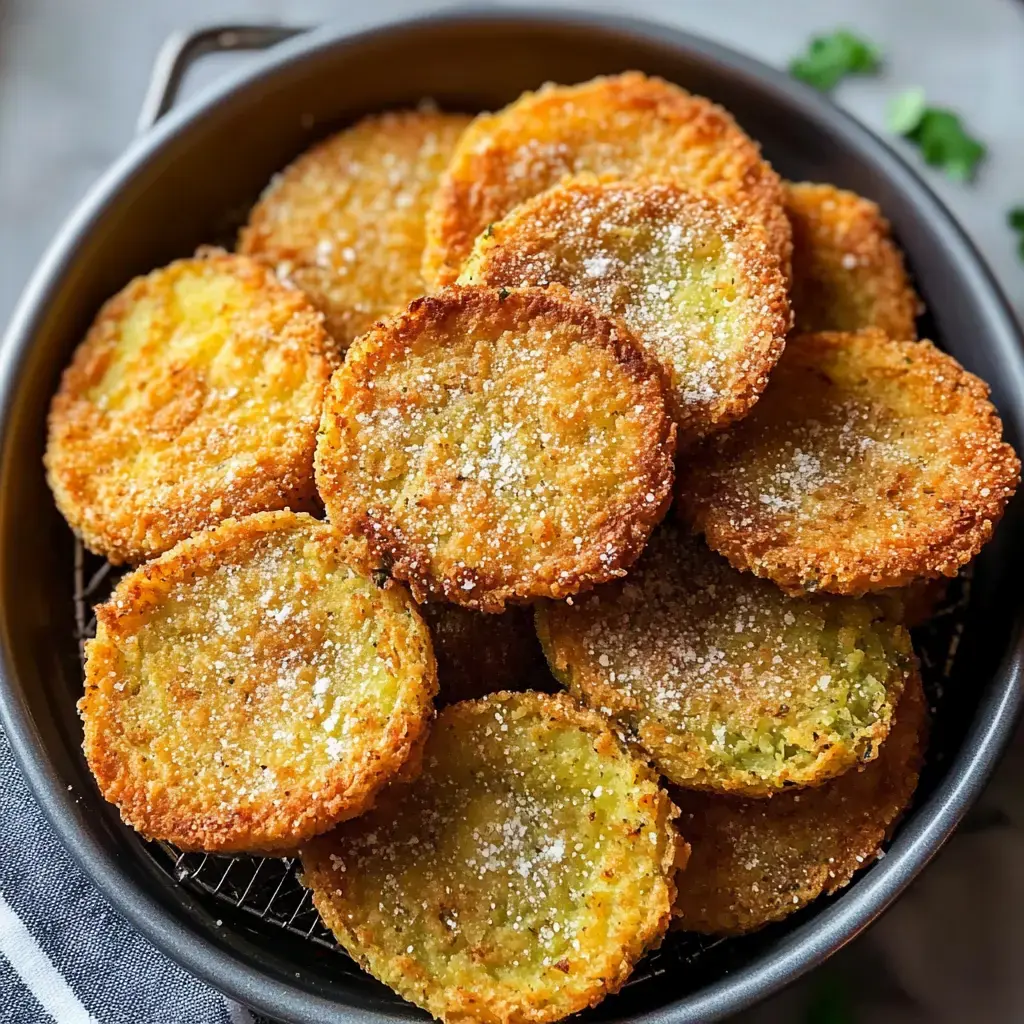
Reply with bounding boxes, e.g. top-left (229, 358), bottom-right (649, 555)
top-left (0, 727), bottom-right (273, 1024)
